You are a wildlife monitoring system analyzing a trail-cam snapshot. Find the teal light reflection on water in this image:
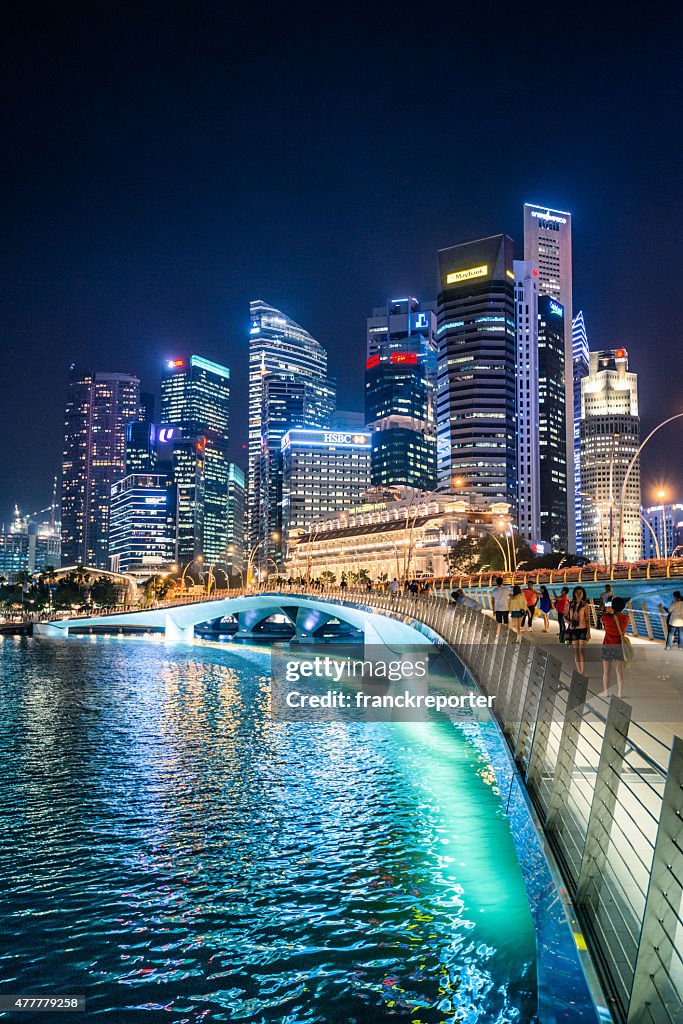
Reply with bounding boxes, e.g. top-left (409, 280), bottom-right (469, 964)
top-left (0, 637), bottom-right (537, 1022)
